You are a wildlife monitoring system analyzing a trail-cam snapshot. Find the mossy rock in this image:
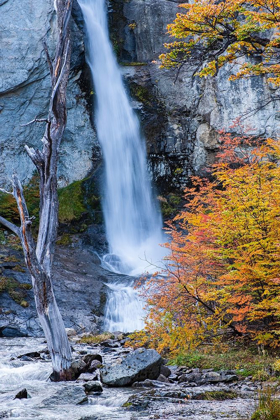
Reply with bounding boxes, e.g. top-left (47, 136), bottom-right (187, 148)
top-left (129, 82), bottom-right (154, 106)
top-left (0, 276), bottom-right (31, 307)
top-left (58, 177), bottom-right (102, 227)
top-left (58, 180), bottom-right (86, 223)
top-left (0, 174), bottom-right (40, 227)
top-left (0, 174), bottom-right (102, 234)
